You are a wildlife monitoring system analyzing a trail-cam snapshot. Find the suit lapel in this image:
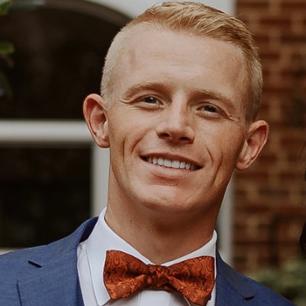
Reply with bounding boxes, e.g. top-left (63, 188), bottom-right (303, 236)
top-left (18, 252), bottom-right (84, 306)
top-left (17, 218), bottom-right (98, 306)
top-left (215, 253), bottom-right (256, 306)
